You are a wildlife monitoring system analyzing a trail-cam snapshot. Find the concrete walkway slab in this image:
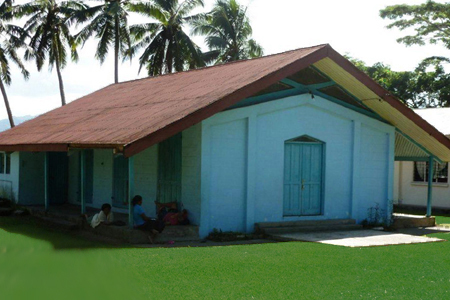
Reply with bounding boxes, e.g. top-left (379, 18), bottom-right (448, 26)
top-left (272, 229), bottom-right (445, 247)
